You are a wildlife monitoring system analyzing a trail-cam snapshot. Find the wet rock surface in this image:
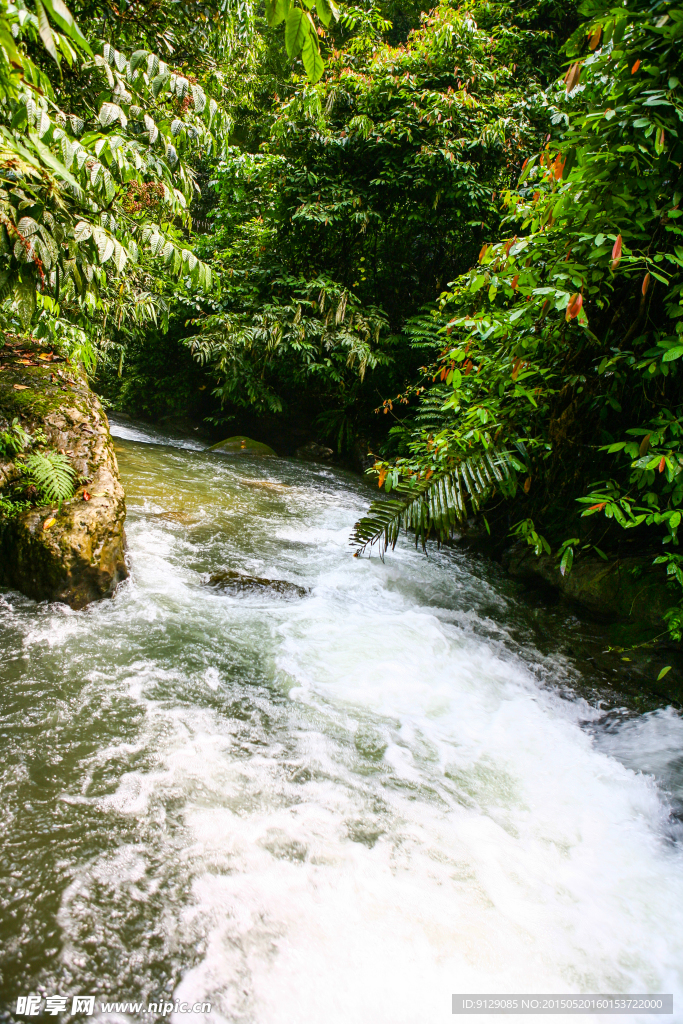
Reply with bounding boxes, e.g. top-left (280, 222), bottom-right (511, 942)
top-left (0, 342), bottom-right (127, 607)
top-left (204, 569), bottom-right (308, 598)
top-left (503, 542), bottom-right (675, 627)
top-left (207, 435), bottom-right (278, 457)
top-left (295, 441), bottom-right (334, 462)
